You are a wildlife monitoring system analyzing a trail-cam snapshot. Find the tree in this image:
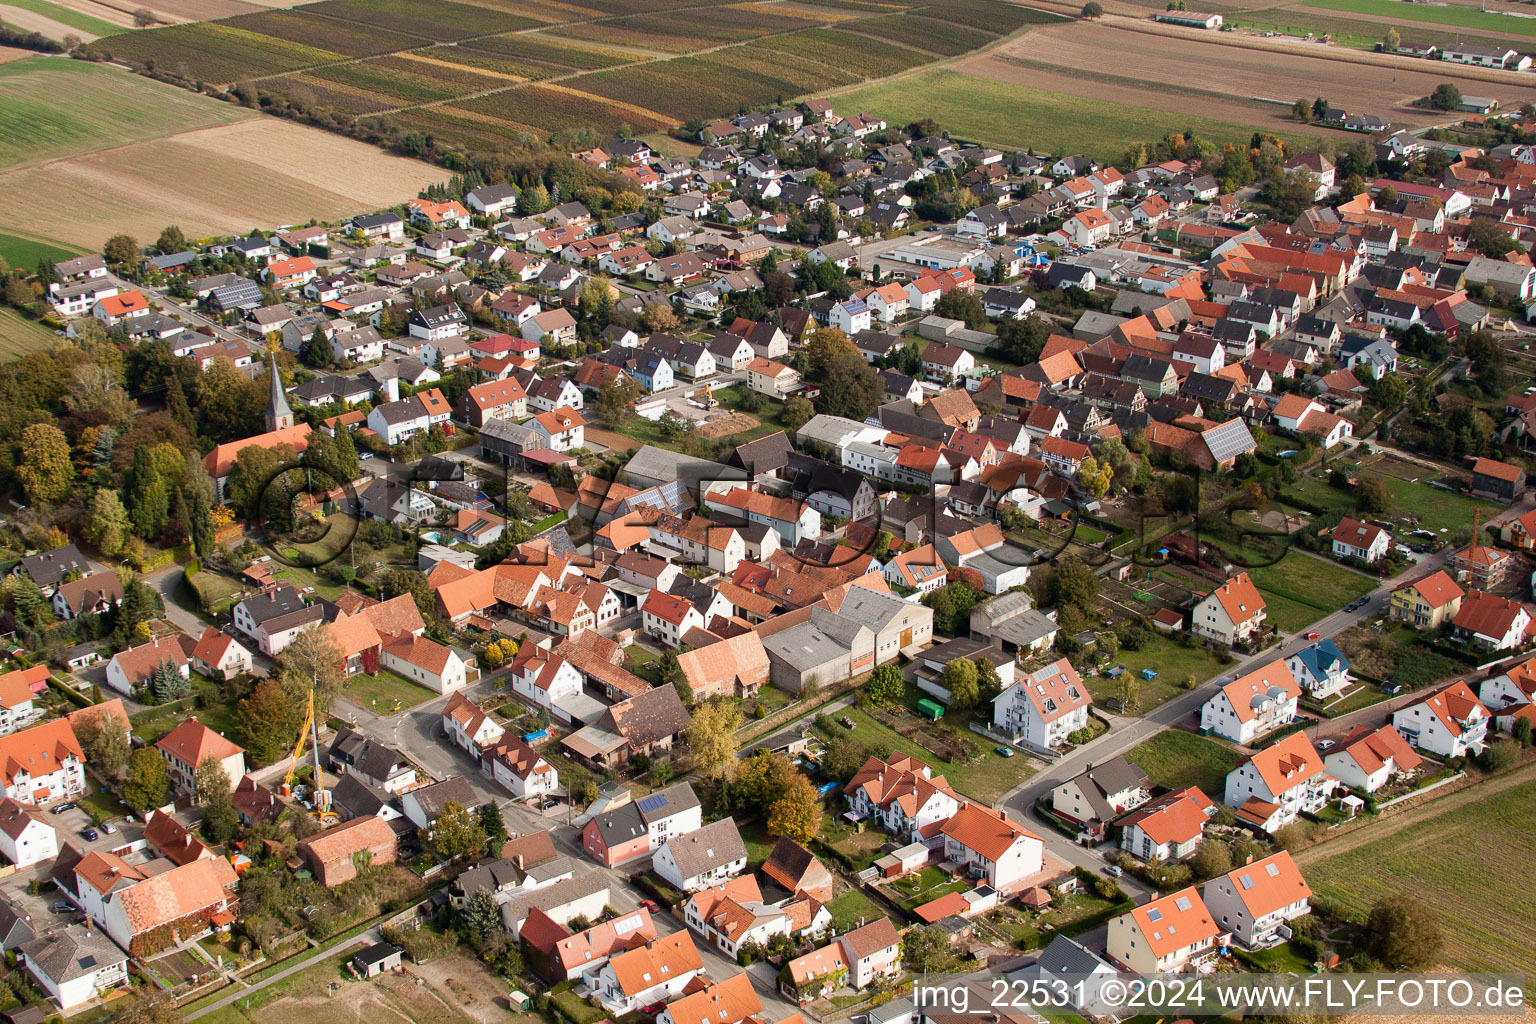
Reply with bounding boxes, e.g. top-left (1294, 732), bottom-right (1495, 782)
top-left (429, 800), bottom-right (489, 861)
top-left (1384, 26), bottom-right (1401, 50)
top-left (103, 234), bottom-right (140, 265)
top-left (803, 328), bottom-right (883, 421)
top-left (994, 315), bottom-right (1051, 365)
top-left (149, 659), bottom-right (189, 703)
top-left (1117, 673), bottom-right (1141, 713)
top-left (766, 773), bottom-right (822, 843)
top-left (1467, 218), bottom-right (1523, 259)
top-left (196, 756), bottom-right (237, 842)
top-left (85, 488), bottom-right (130, 556)
top-left (1052, 555), bottom-right (1098, 614)
top-left (1081, 0), bottom-right (1103, 16)
top-left (18, 423), bottom-right (73, 504)
top-left (1355, 476), bottom-right (1390, 515)
top-left (77, 709), bottom-right (130, 781)
top-left (781, 396), bottom-right (815, 433)
top-left (1189, 839), bottom-right (1233, 881)
top-left (594, 374), bottom-right (642, 429)
top-left (124, 747), bottom-right (170, 812)
top-left (274, 624), bottom-right (346, 711)
top-left (1291, 98), bottom-right (1311, 123)
top-left (902, 925), bottom-right (960, 972)
top-left (479, 802), bottom-right (508, 846)
top-left (236, 679), bottom-right (307, 764)
top-left (643, 302), bottom-right (679, 332)
top-left (864, 663), bottom-right (904, 707)
top-left (975, 659), bottom-right (1003, 705)
top-left (155, 225), bottom-right (186, 254)
top-left (943, 658), bottom-right (979, 708)
top-left (1365, 895), bottom-right (1442, 969)
top-left (115, 988), bottom-right (182, 1024)
top-left (1370, 372), bottom-right (1406, 409)
top-left (1079, 455), bottom-right (1113, 498)
top-left (687, 700), bottom-right (744, 778)
top-left (125, 445), bottom-right (168, 539)
top-left (1429, 83), bottom-right (1462, 111)
top-left (1312, 96), bottom-right (1330, 120)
